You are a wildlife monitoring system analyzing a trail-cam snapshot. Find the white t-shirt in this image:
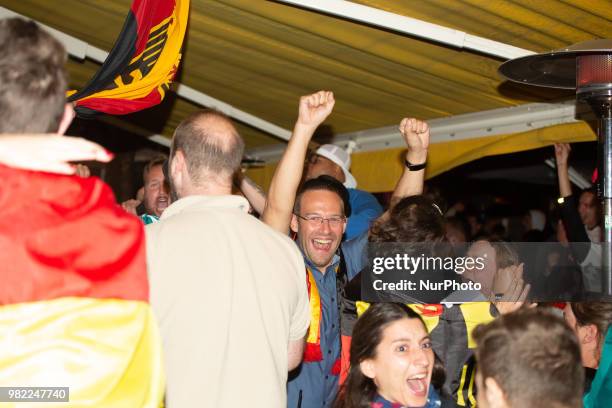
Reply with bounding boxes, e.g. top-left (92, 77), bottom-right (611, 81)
top-left (579, 226), bottom-right (603, 292)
